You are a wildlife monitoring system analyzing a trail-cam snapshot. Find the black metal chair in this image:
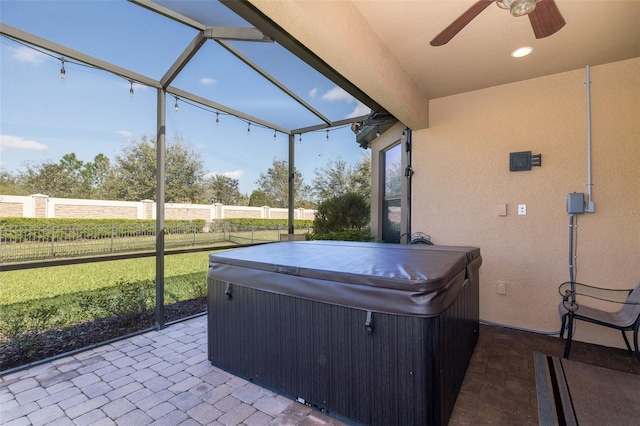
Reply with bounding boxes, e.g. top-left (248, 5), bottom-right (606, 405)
top-left (559, 281), bottom-right (640, 362)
